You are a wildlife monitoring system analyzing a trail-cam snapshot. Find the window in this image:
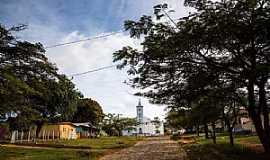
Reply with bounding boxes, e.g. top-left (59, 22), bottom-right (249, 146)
top-left (63, 128), bottom-right (66, 132)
